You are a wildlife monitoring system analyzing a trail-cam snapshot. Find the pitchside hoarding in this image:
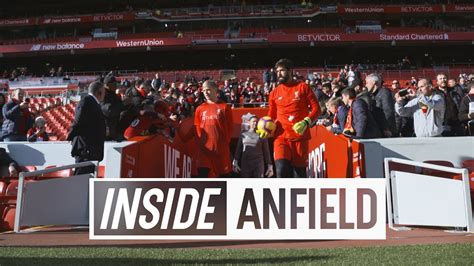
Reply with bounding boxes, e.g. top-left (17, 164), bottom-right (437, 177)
top-left (90, 179), bottom-right (385, 240)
